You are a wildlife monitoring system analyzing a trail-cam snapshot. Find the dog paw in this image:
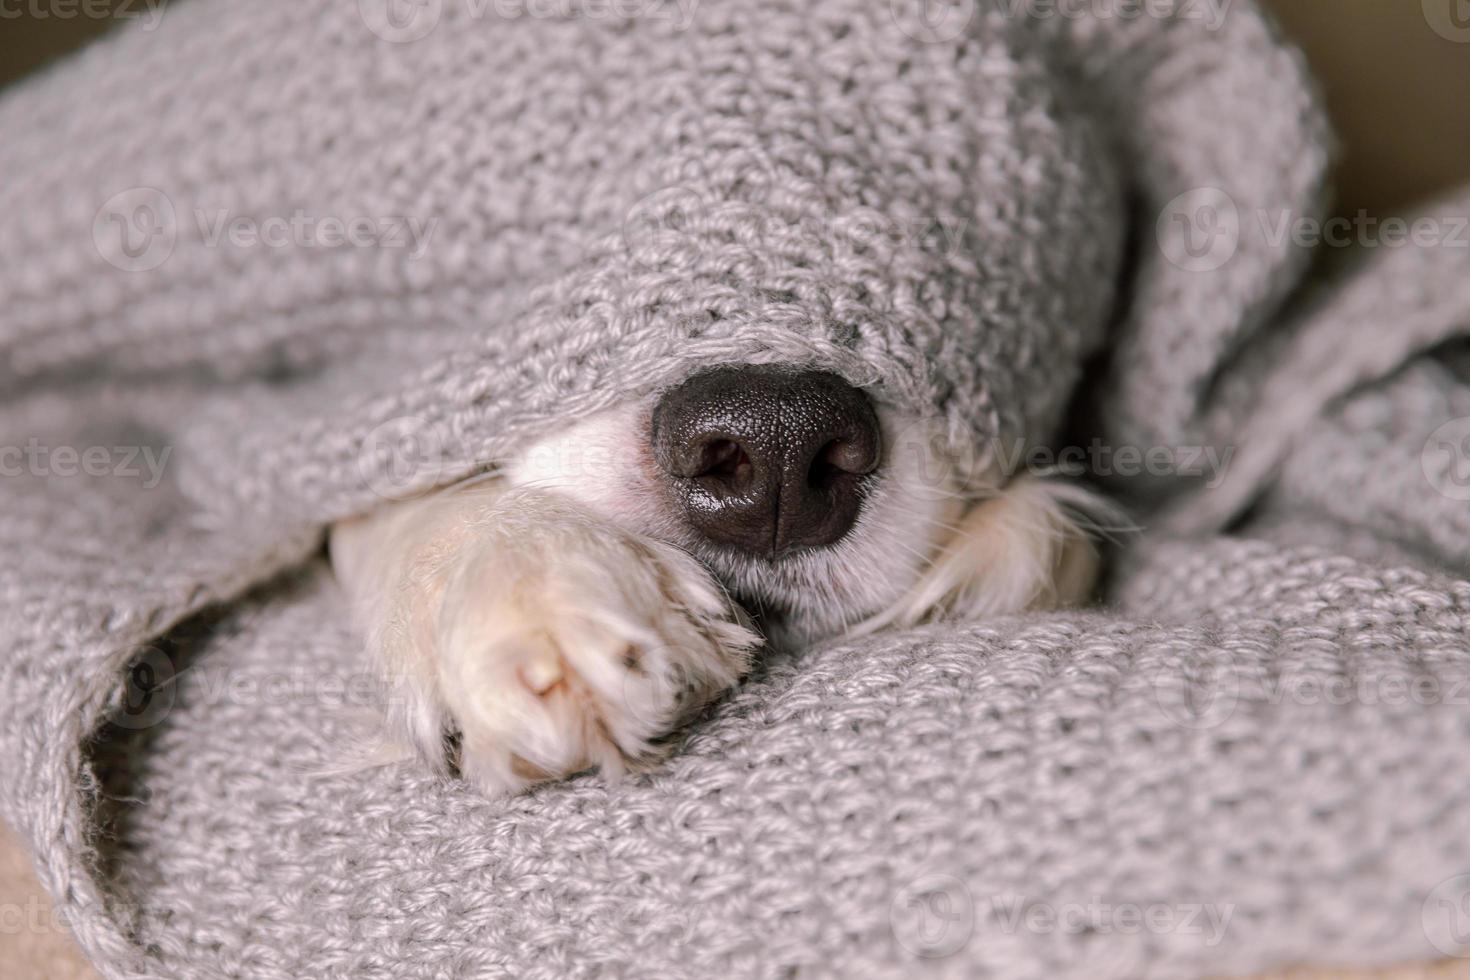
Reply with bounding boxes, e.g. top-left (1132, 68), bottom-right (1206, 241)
top-left (396, 490), bottom-right (758, 796)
